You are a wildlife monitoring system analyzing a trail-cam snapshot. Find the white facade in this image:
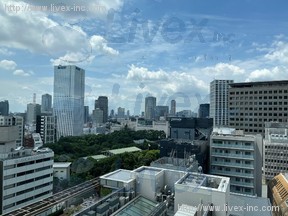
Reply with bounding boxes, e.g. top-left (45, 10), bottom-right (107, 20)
top-left (264, 122), bottom-right (288, 181)
top-left (53, 162), bottom-right (71, 181)
top-left (0, 125), bottom-right (54, 215)
top-left (0, 116), bottom-right (23, 147)
top-left (53, 65), bottom-right (85, 138)
top-left (210, 80), bottom-right (233, 127)
top-left (26, 103), bottom-right (41, 125)
top-left (210, 128), bottom-right (263, 196)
